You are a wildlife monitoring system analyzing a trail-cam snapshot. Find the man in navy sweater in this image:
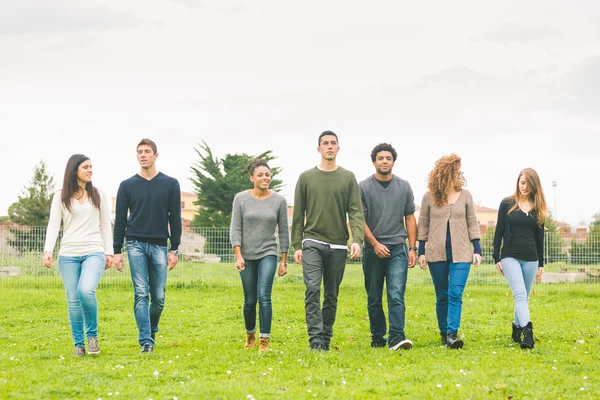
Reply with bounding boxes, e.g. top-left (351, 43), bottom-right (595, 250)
top-left (113, 138), bottom-right (182, 354)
